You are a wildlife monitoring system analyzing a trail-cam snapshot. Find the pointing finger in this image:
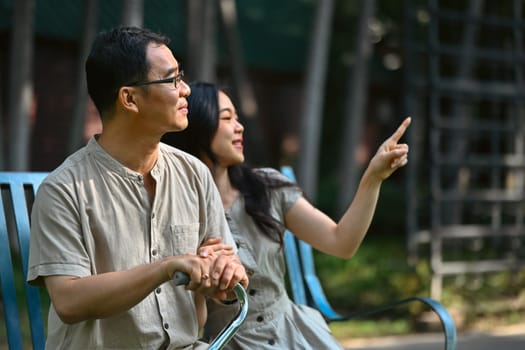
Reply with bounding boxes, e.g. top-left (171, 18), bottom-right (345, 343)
top-left (389, 117), bottom-right (411, 143)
